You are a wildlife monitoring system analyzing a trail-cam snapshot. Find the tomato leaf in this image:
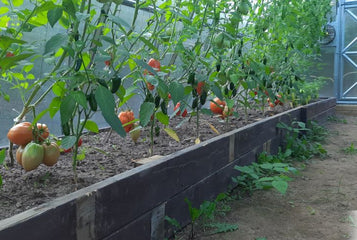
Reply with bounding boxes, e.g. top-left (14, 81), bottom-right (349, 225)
top-left (83, 120), bottom-right (99, 133)
top-left (0, 36), bottom-right (26, 50)
top-left (156, 111), bottom-right (169, 125)
top-left (49, 96), bottom-right (61, 118)
top-left (60, 94), bottom-right (76, 124)
top-left (169, 82), bottom-right (184, 105)
top-left (61, 136), bottom-right (77, 149)
top-left (44, 33), bottom-right (68, 54)
top-left (0, 53), bottom-right (34, 71)
top-left (47, 6), bottom-right (63, 28)
top-left (211, 84), bottom-right (223, 101)
top-left (107, 14), bottom-right (130, 30)
top-left (139, 36), bottom-right (158, 54)
top-left (164, 128), bottom-right (180, 142)
top-left (139, 102), bottom-right (155, 127)
top-left (95, 85), bottom-right (126, 137)
top-left (72, 91), bottom-right (88, 109)
top-left (62, 0), bottom-right (76, 18)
